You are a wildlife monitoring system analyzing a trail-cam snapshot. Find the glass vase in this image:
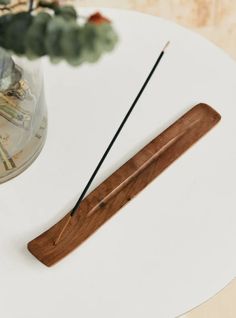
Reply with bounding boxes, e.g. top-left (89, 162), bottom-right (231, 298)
top-left (0, 49), bottom-right (47, 183)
